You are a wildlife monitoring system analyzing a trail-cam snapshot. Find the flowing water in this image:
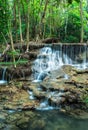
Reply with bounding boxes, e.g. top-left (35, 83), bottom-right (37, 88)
top-left (27, 110), bottom-right (88, 130)
top-left (31, 44), bottom-right (88, 110)
top-left (3, 110), bottom-right (88, 130)
top-left (32, 44), bottom-right (88, 82)
top-left (1, 44), bottom-right (88, 130)
top-left (0, 68), bottom-right (7, 85)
